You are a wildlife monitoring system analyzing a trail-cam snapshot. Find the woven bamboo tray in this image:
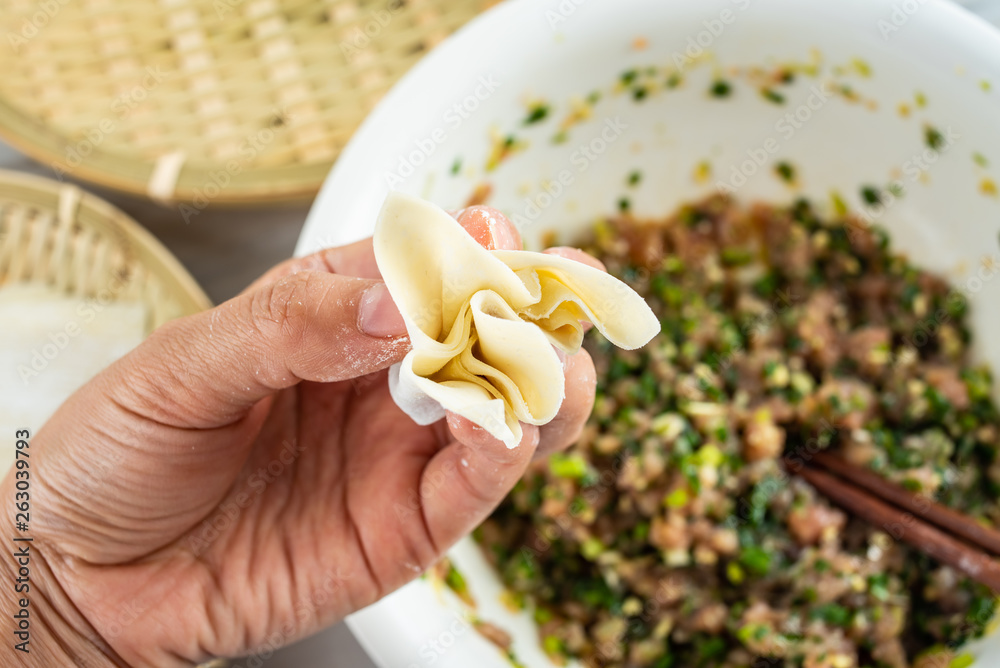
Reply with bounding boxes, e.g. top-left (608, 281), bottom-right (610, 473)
top-left (0, 0), bottom-right (493, 206)
top-left (0, 169), bottom-right (211, 329)
top-left (0, 171), bottom-right (222, 663)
